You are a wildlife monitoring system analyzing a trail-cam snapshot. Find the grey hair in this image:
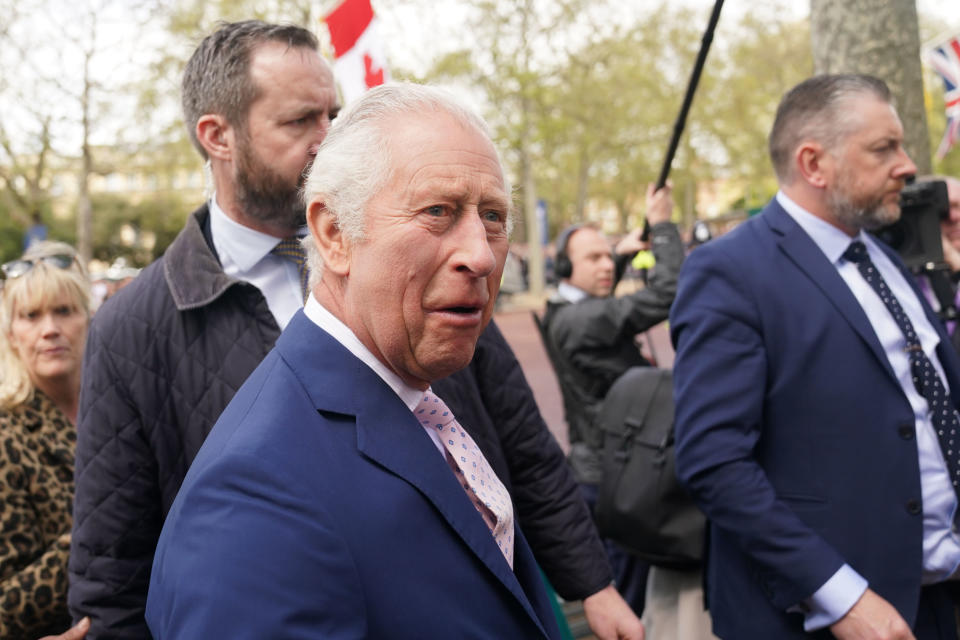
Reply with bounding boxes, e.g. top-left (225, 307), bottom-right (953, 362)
top-left (302, 82), bottom-right (512, 287)
top-left (181, 20), bottom-right (319, 160)
top-left (768, 74), bottom-right (892, 183)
